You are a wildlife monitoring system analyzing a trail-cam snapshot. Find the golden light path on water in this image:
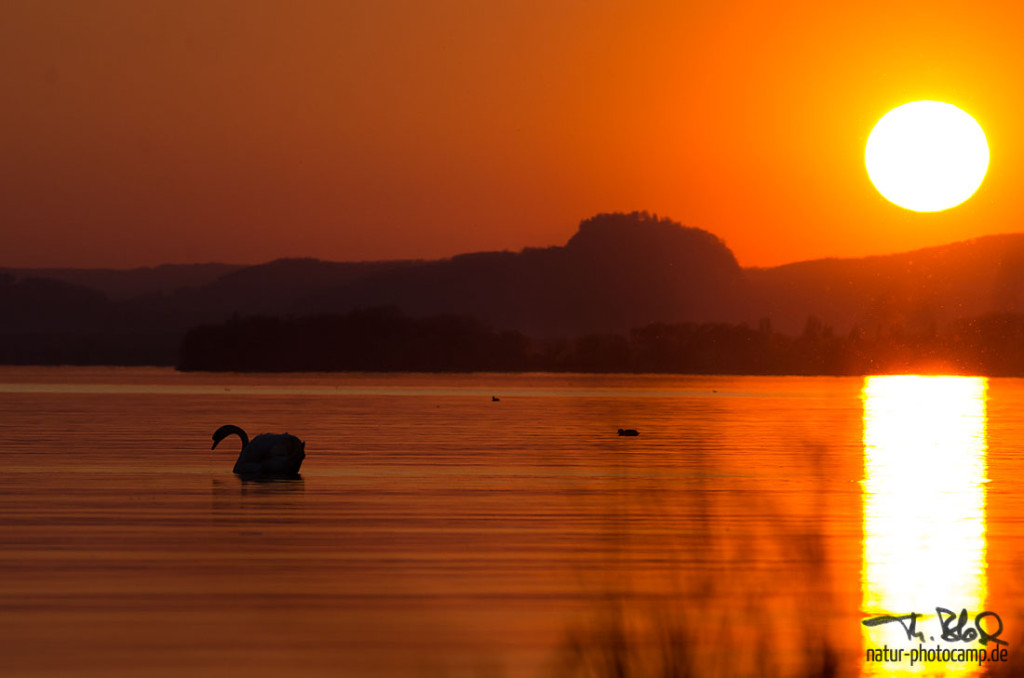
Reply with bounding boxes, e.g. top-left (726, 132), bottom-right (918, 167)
top-left (861, 376), bottom-right (988, 676)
